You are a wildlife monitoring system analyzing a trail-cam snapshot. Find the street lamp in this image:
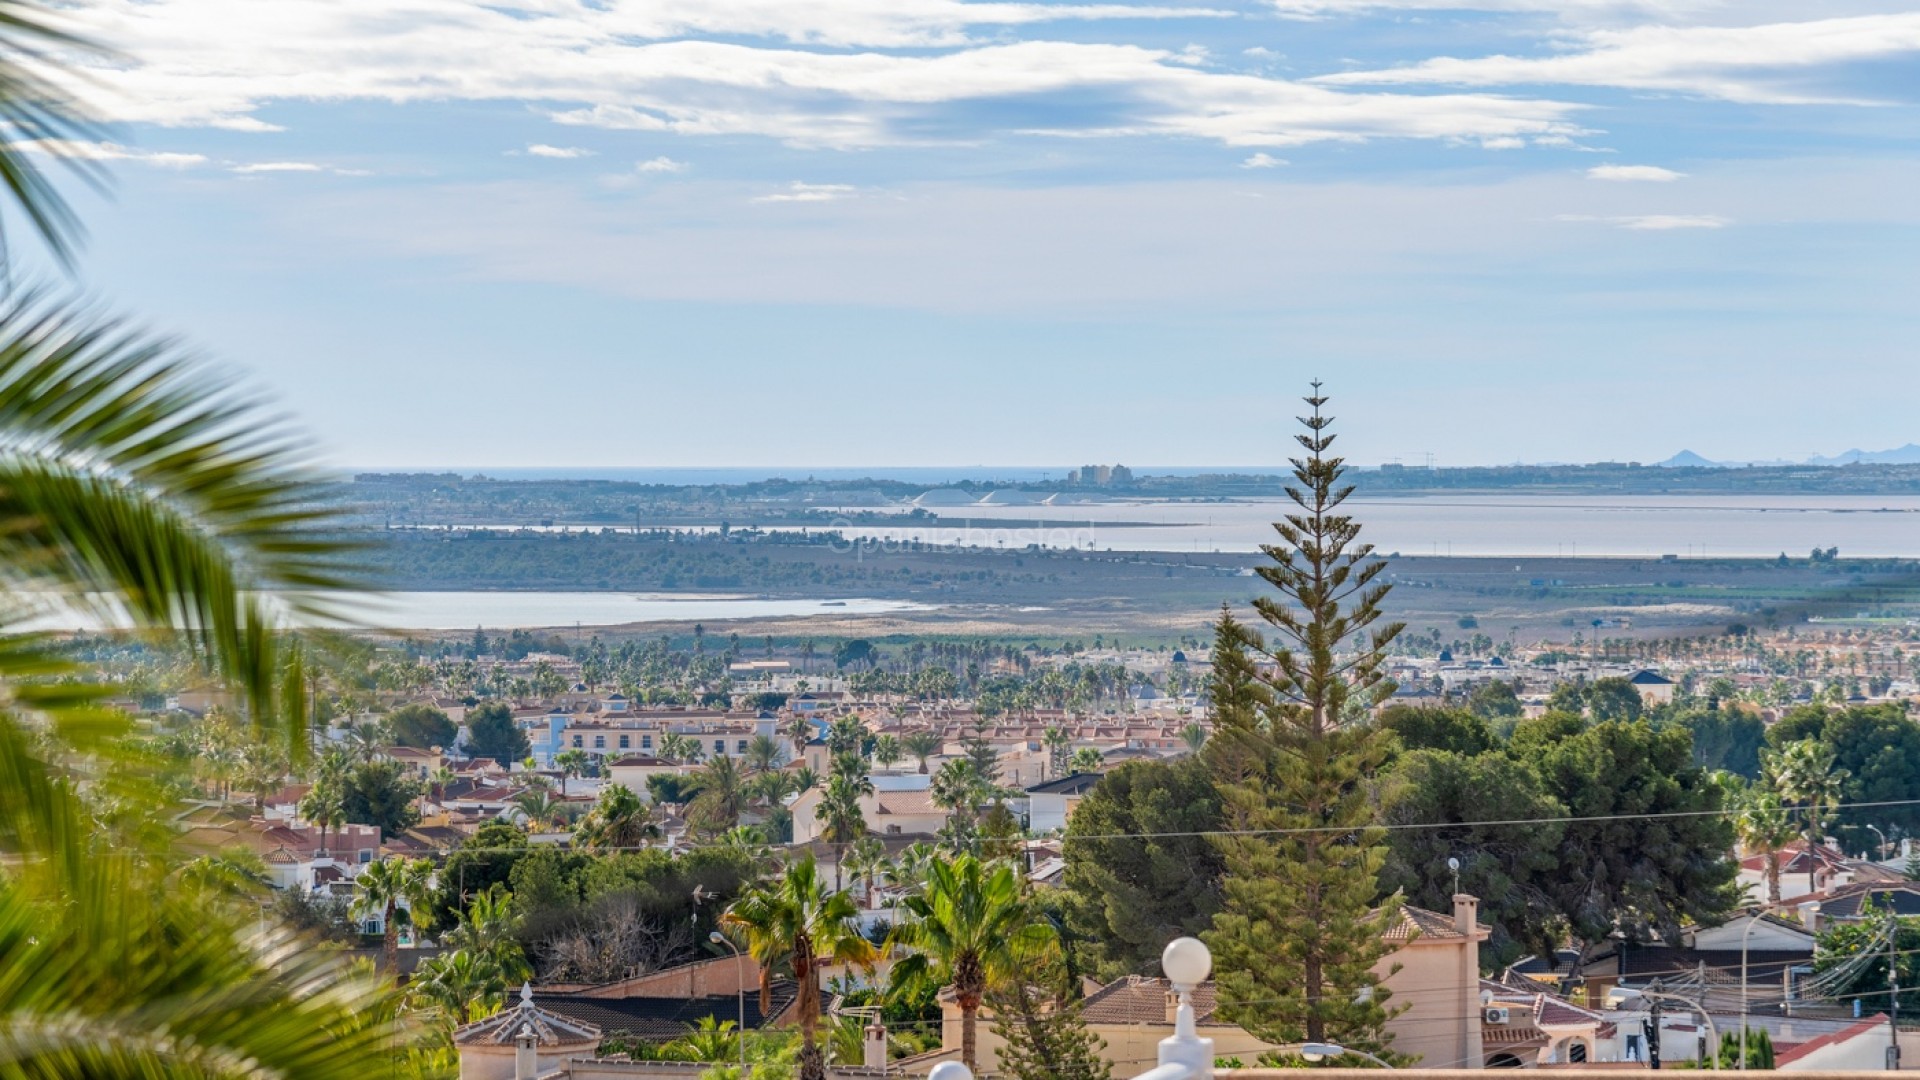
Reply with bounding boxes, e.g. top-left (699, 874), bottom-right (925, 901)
top-left (927, 1064), bottom-right (973, 1080)
top-left (1869, 825), bottom-right (1890, 862)
top-left (710, 931), bottom-right (749, 1076)
top-left (1160, 937), bottom-right (1215, 1077)
top-left (1302, 1042), bottom-right (1394, 1069)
